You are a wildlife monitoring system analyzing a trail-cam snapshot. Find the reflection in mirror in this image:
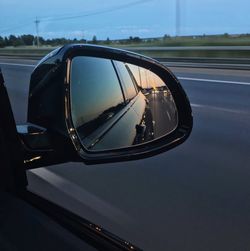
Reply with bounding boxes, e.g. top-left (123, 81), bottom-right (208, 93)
top-left (70, 56), bottom-right (178, 151)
